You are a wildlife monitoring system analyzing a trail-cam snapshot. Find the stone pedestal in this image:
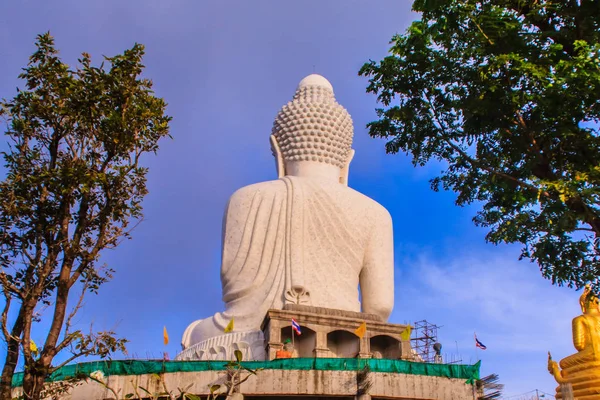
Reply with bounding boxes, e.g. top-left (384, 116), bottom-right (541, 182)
top-left (262, 304), bottom-right (413, 361)
top-left (13, 366), bottom-right (478, 400)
